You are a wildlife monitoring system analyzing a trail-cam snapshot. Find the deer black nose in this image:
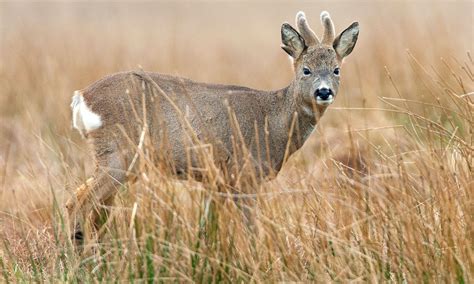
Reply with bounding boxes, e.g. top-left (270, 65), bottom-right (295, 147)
top-left (315, 88), bottom-right (333, 100)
